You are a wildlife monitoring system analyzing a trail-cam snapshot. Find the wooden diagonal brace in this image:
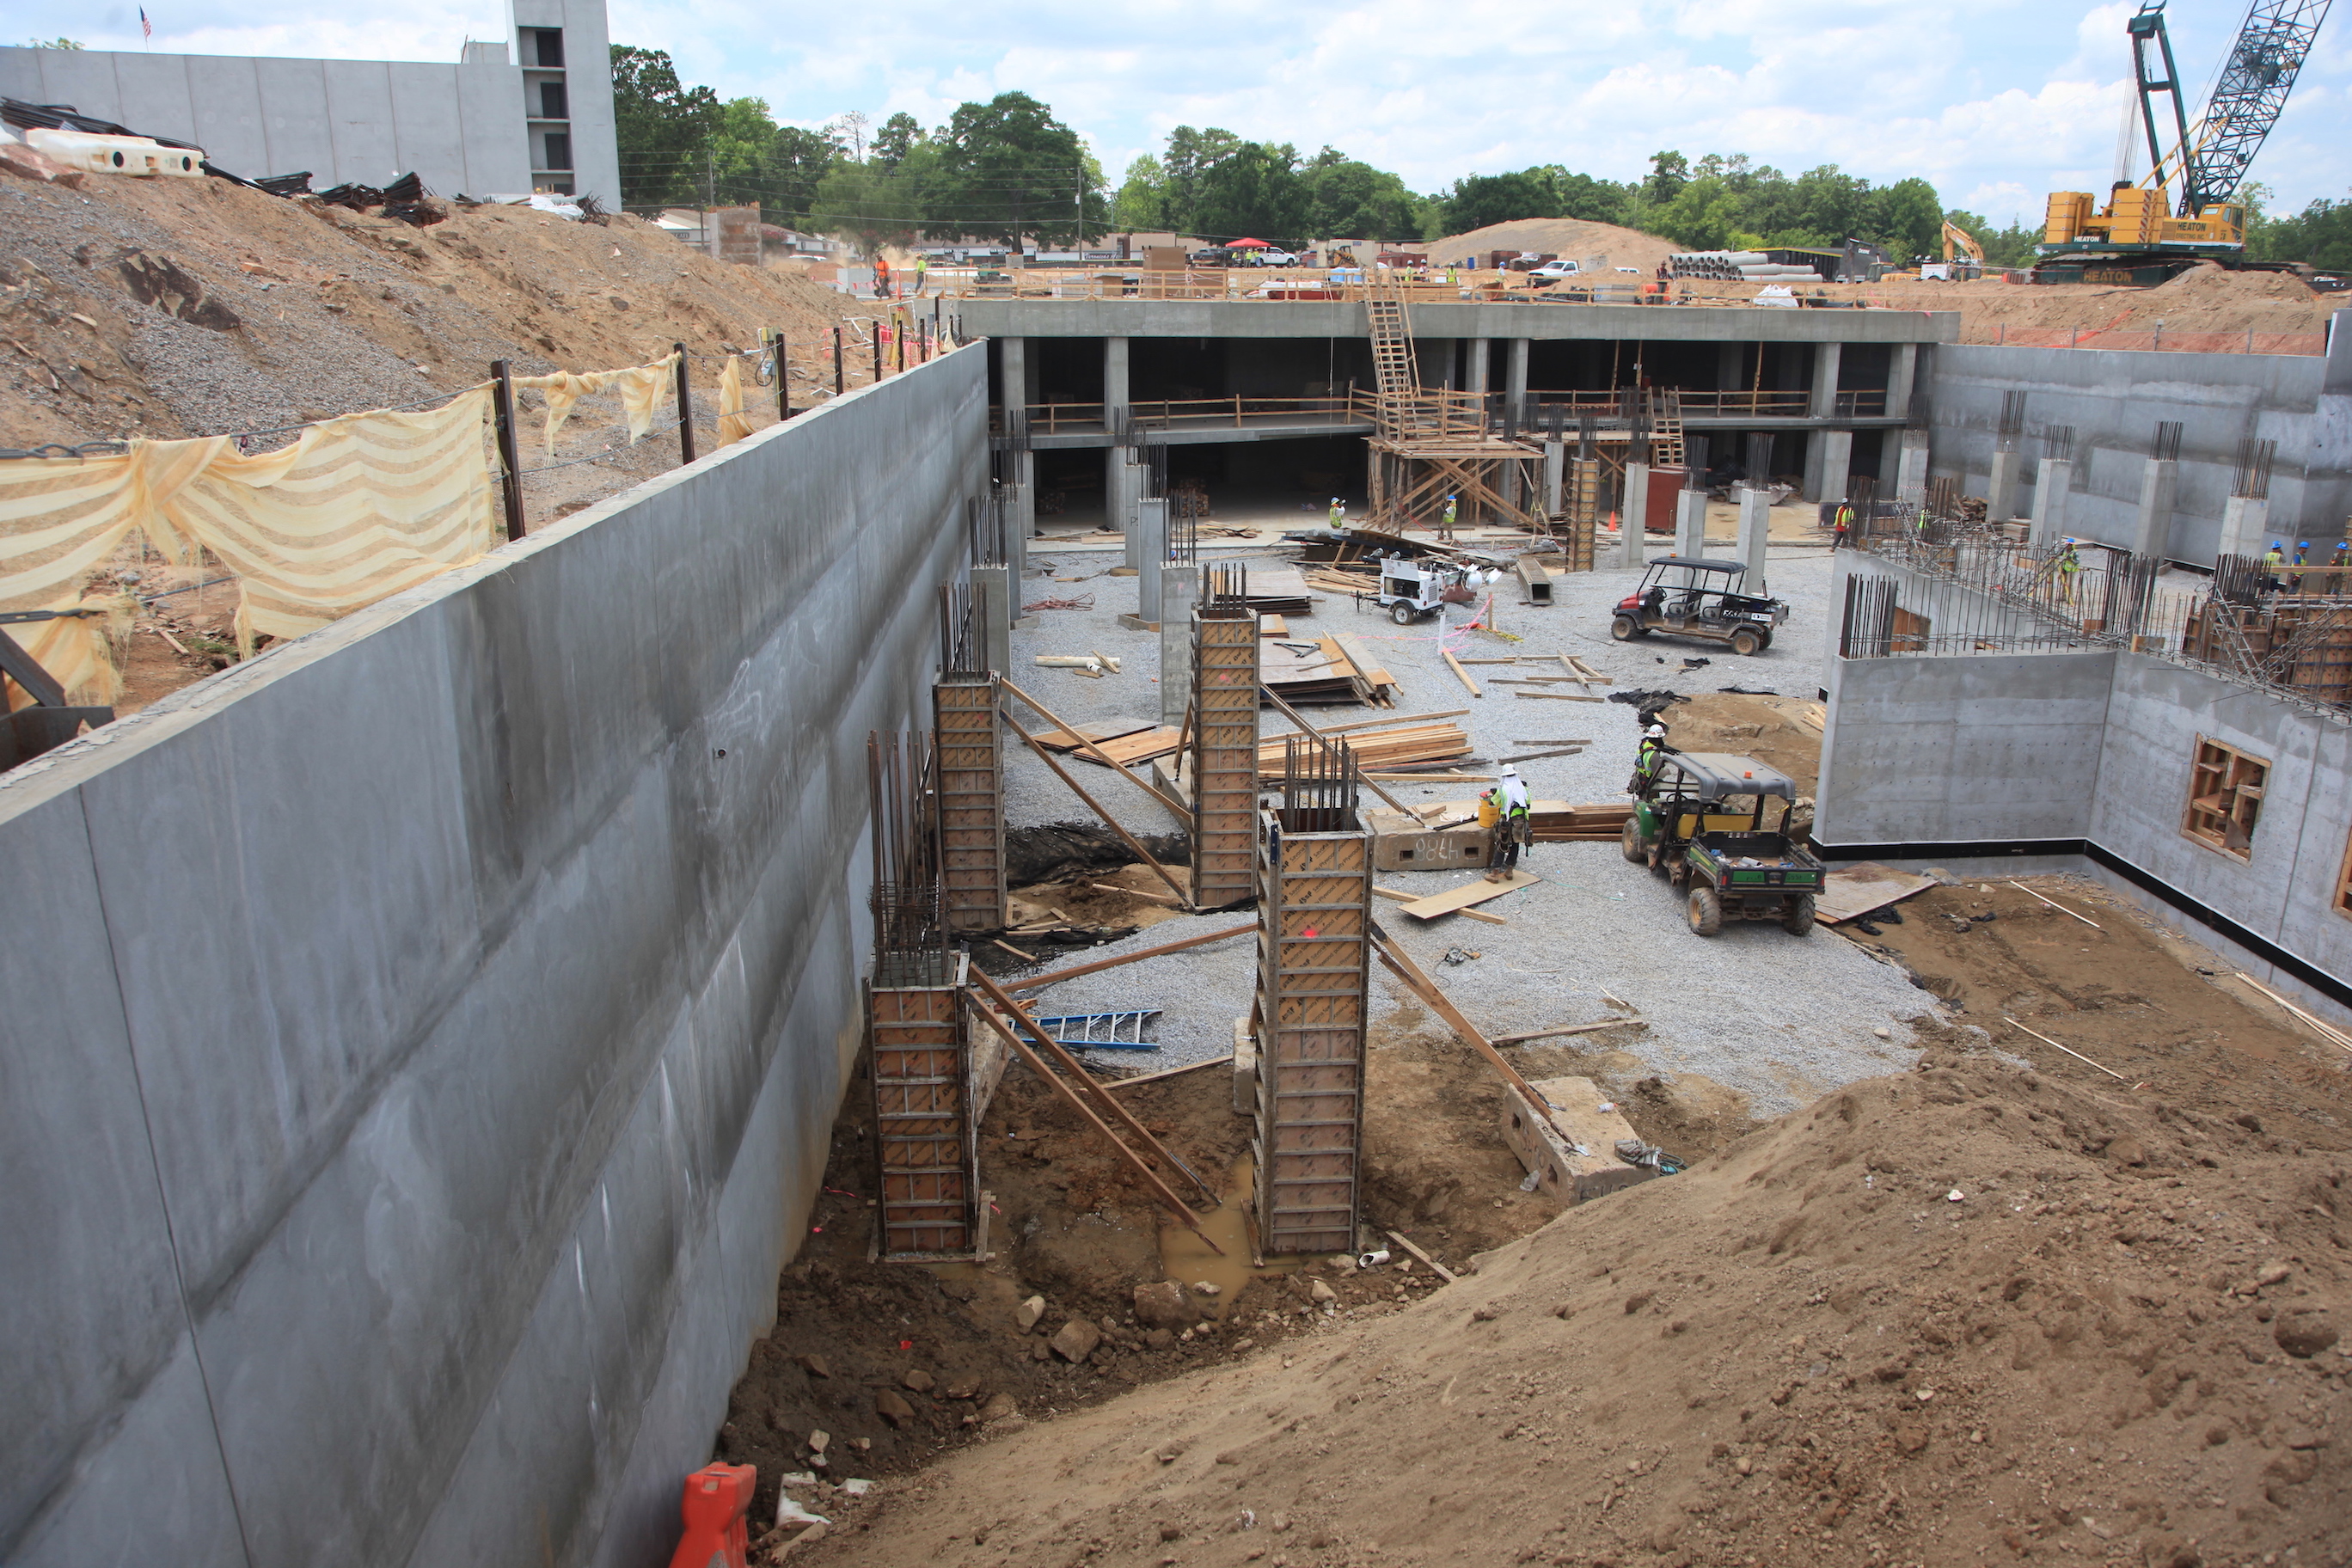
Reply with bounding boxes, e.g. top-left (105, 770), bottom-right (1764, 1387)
top-left (1369, 920), bottom-right (1574, 1145)
top-left (998, 676), bottom-right (1195, 830)
top-left (967, 964), bottom-right (1221, 1204)
top-left (964, 991), bottom-right (1225, 1253)
top-left (1002, 713), bottom-right (1196, 910)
